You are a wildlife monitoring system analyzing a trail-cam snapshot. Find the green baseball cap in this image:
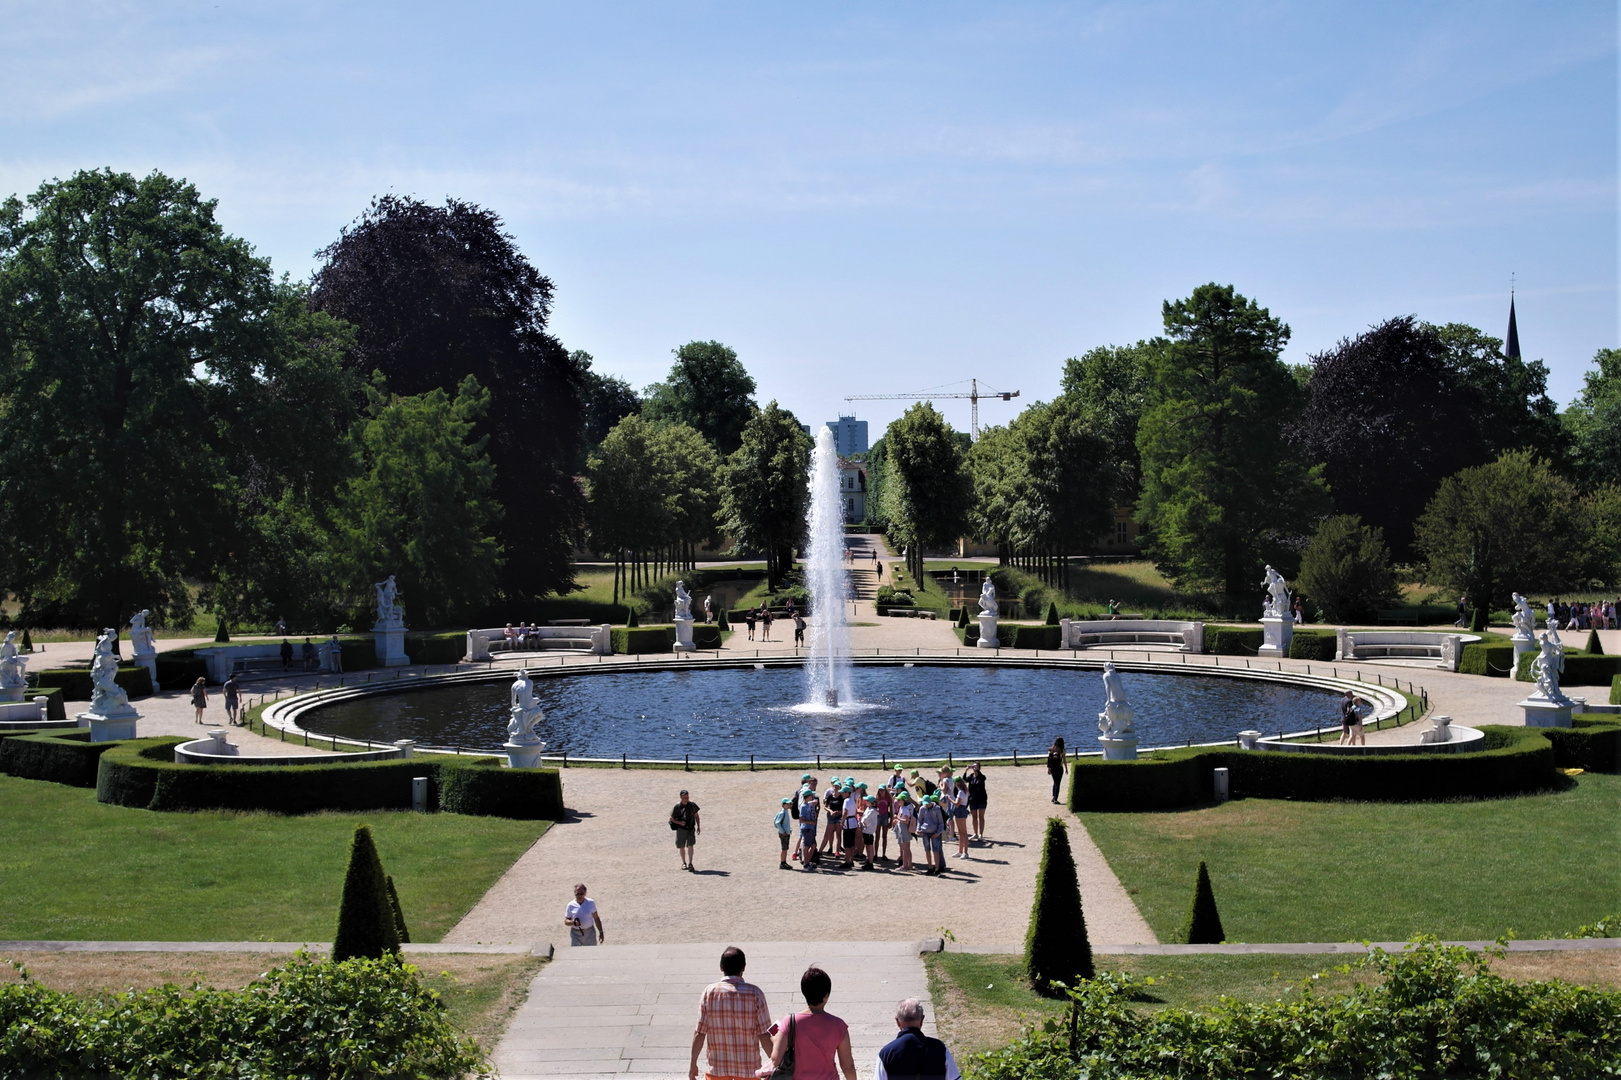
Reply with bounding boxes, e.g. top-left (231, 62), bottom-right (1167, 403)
top-left (801, 773), bottom-right (812, 782)
top-left (781, 797), bottom-right (792, 804)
